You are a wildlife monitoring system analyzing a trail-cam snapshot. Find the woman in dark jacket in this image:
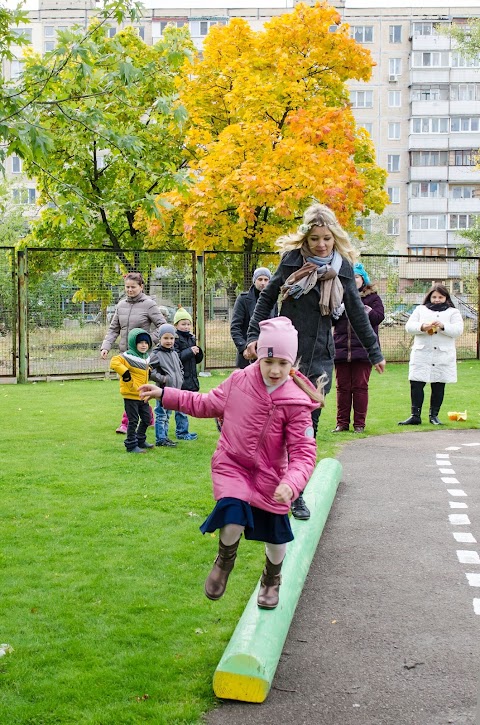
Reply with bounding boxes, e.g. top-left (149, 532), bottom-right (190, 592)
top-left (245, 204), bottom-right (385, 520)
top-left (332, 263), bottom-right (385, 433)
